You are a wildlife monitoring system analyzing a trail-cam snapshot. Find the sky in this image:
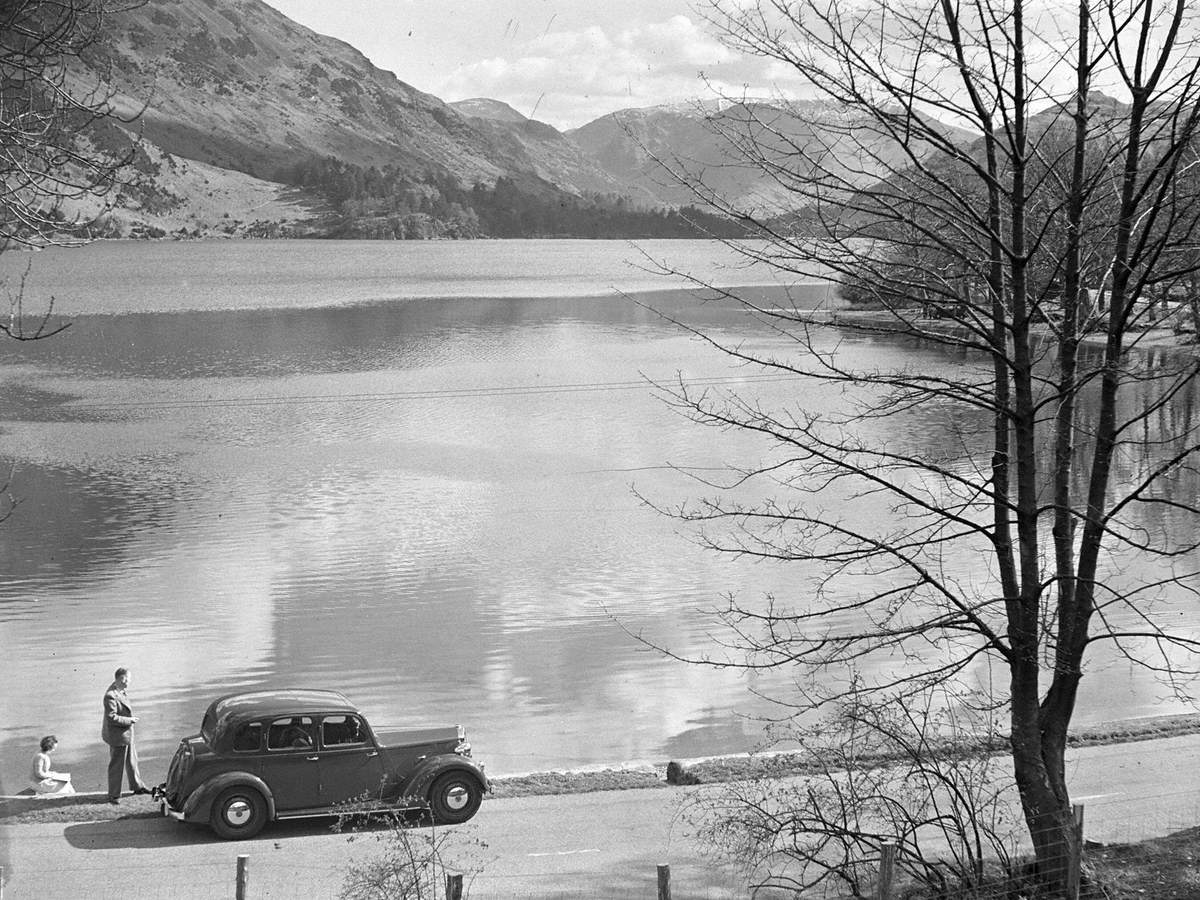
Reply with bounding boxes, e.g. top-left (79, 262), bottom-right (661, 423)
top-left (261, 0), bottom-right (801, 131)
